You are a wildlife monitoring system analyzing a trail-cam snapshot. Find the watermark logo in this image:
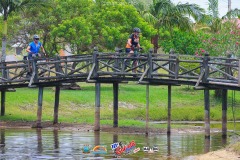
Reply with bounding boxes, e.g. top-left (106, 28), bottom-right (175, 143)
top-left (82, 144), bottom-right (91, 154)
top-left (92, 145), bottom-right (107, 154)
top-left (111, 141), bottom-right (137, 157)
top-left (143, 146), bottom-right (159, 153)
